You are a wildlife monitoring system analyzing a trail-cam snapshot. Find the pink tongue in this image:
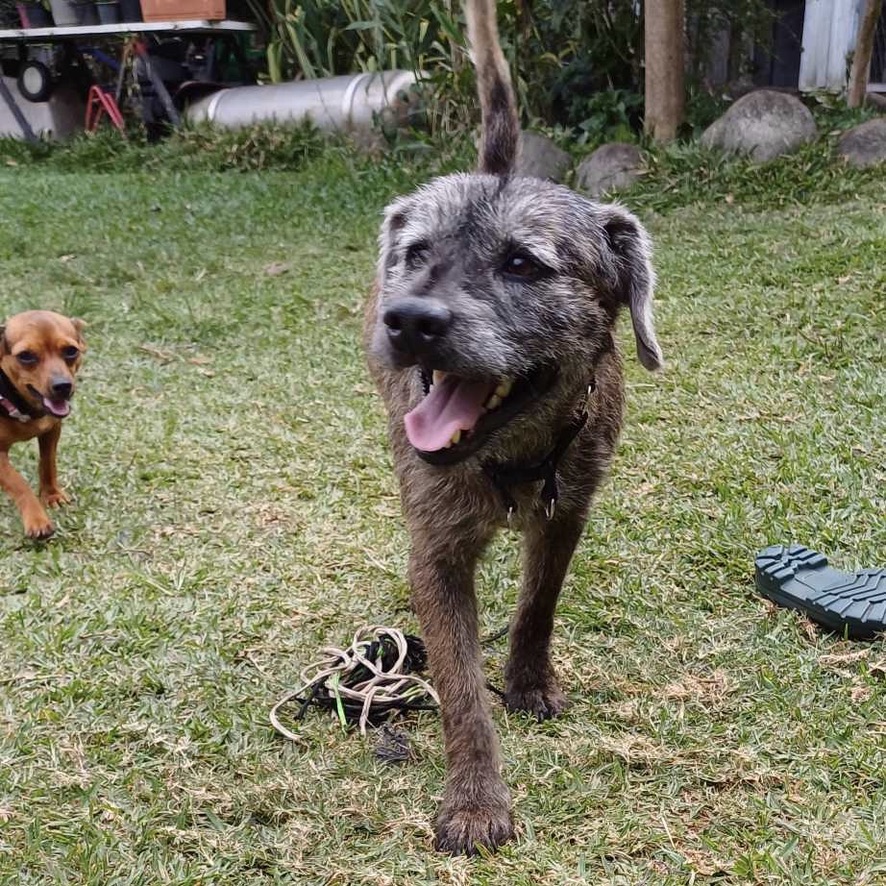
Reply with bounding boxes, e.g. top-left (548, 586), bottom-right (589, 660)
top-left (43, 398), bottom-right (70, 418)
top-left (404, 376), bottom-right (494, 452)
